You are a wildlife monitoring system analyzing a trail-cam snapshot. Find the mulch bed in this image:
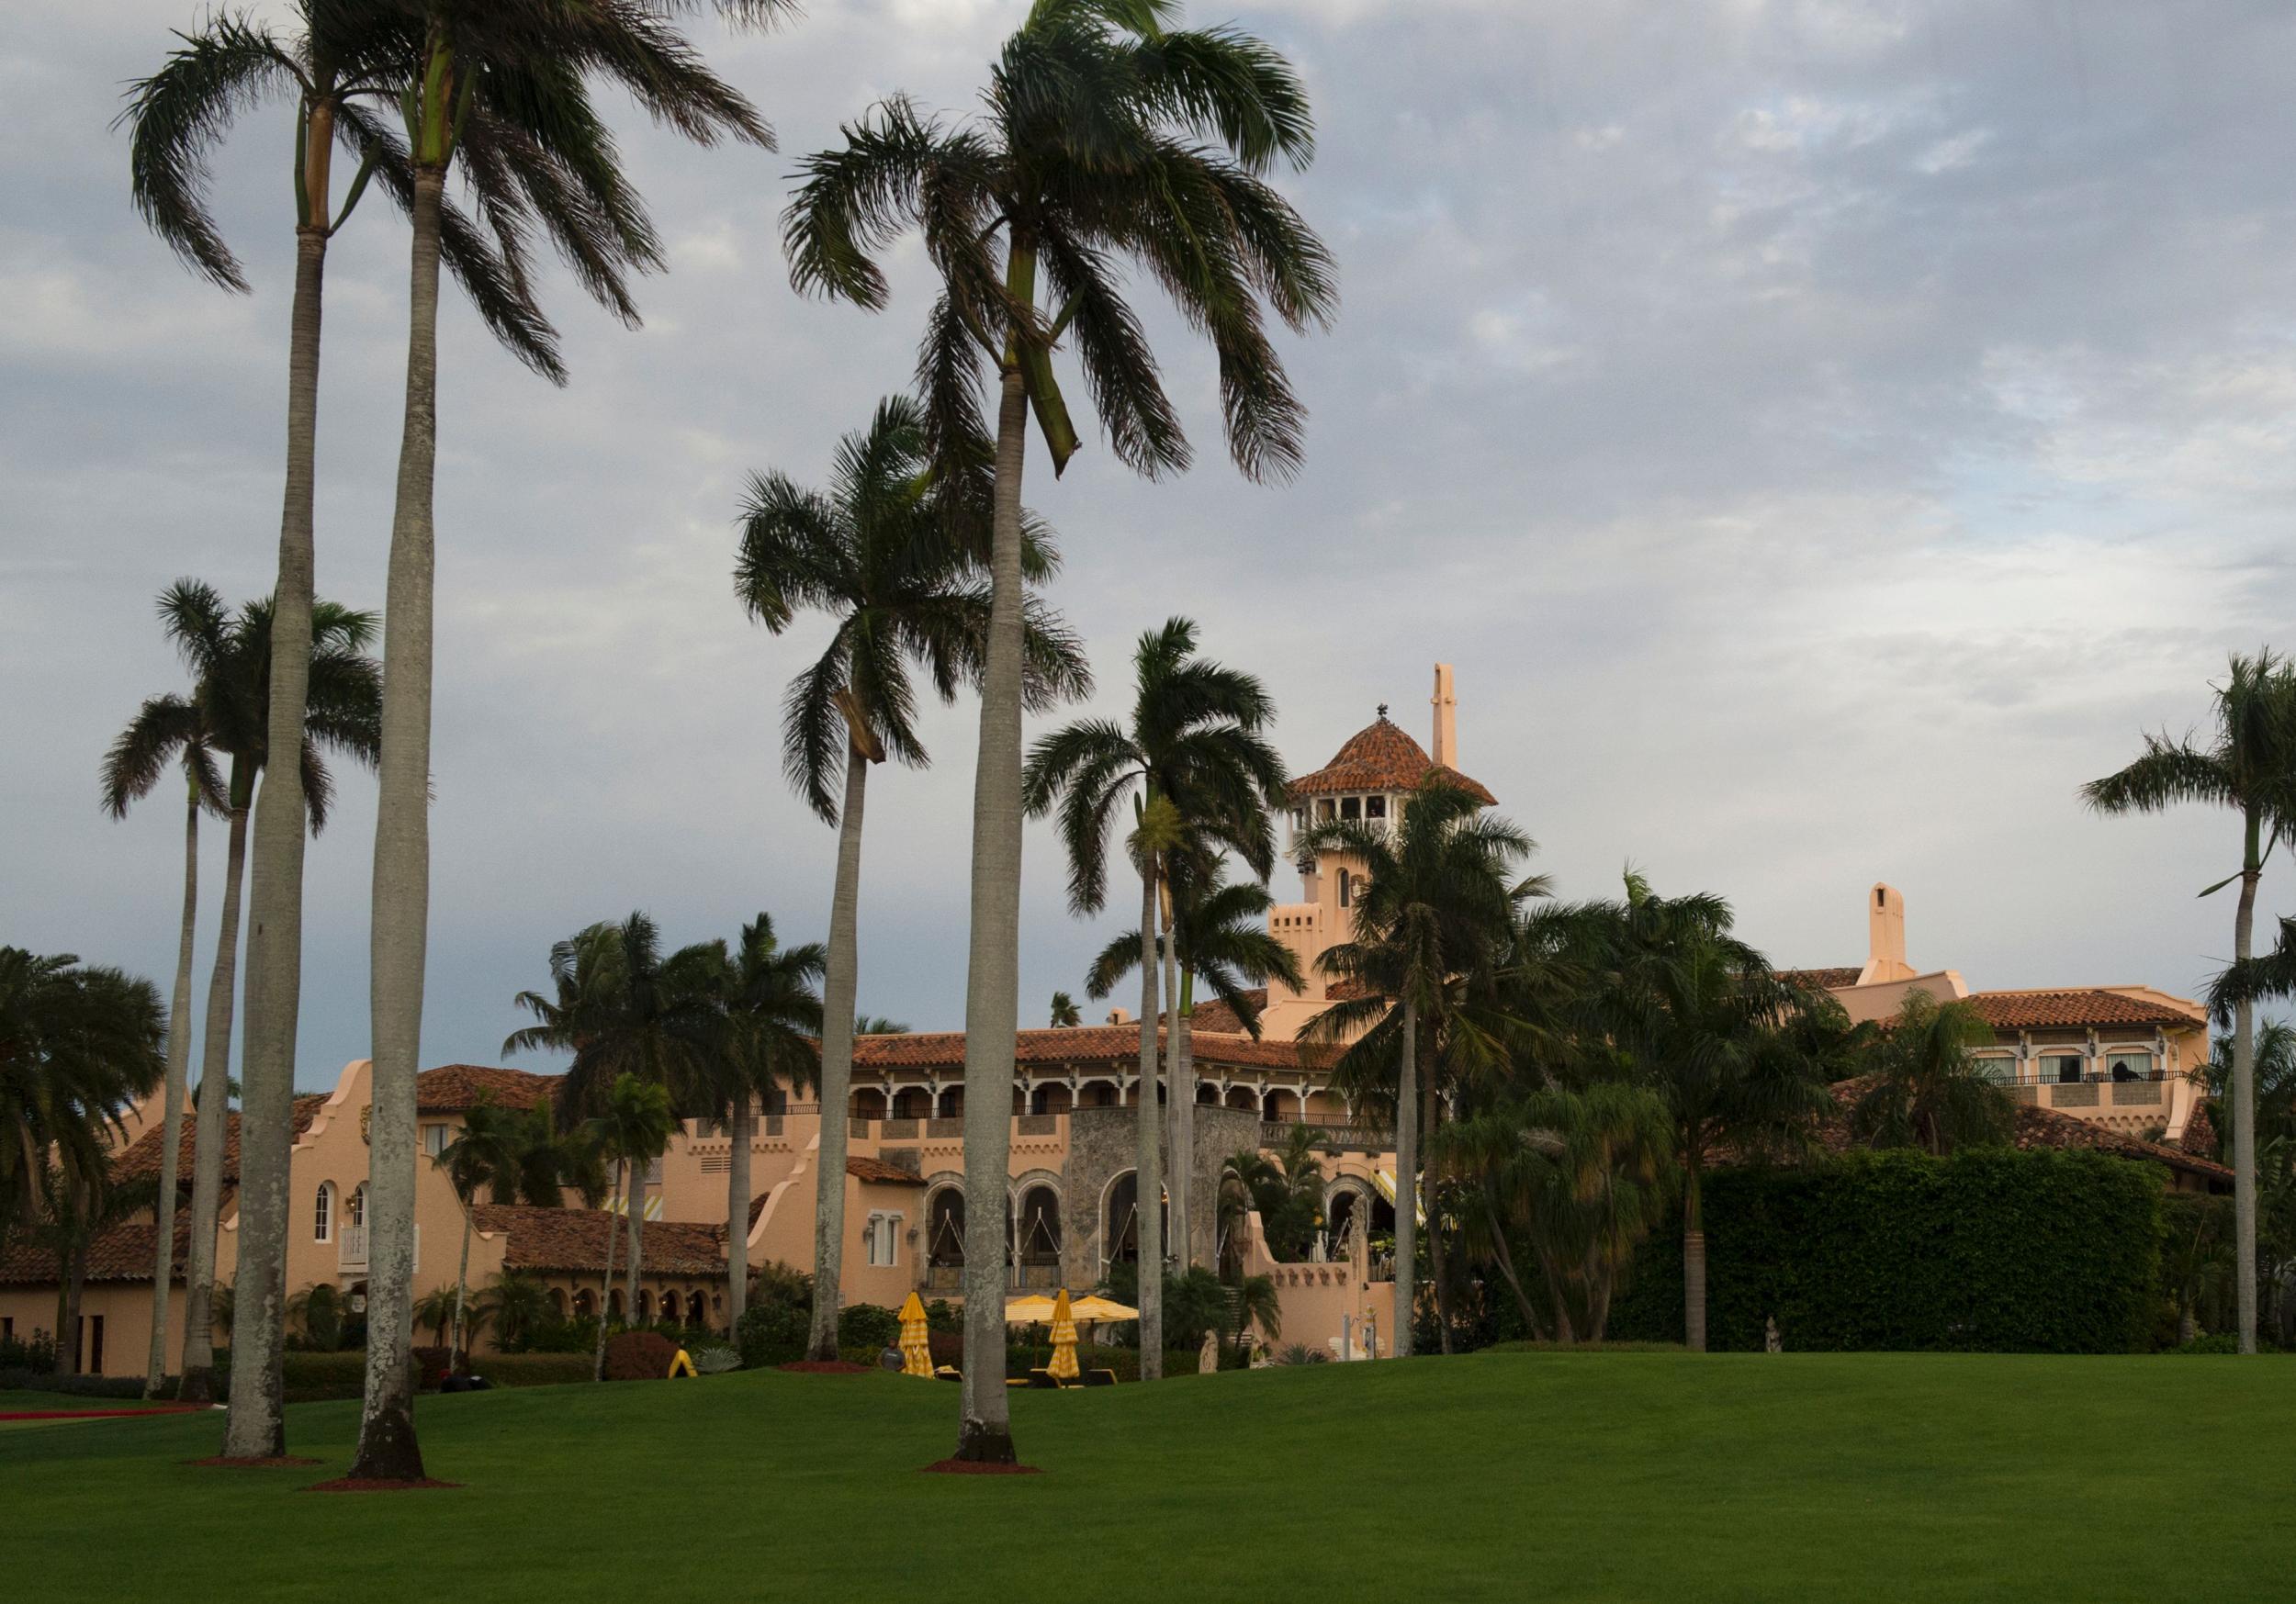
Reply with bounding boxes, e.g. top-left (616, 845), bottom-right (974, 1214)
top-left (0, 1407), bottom-right (206, 1421)
top-left (919, 1459), bottom-right (1042, 1475)
top-left (778, 1360), bottom-right (873, 1374)
top-left (304, 1477), bottom-right (462, 1493)
top-left (185, 1455), bottom-right (323, 1468)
